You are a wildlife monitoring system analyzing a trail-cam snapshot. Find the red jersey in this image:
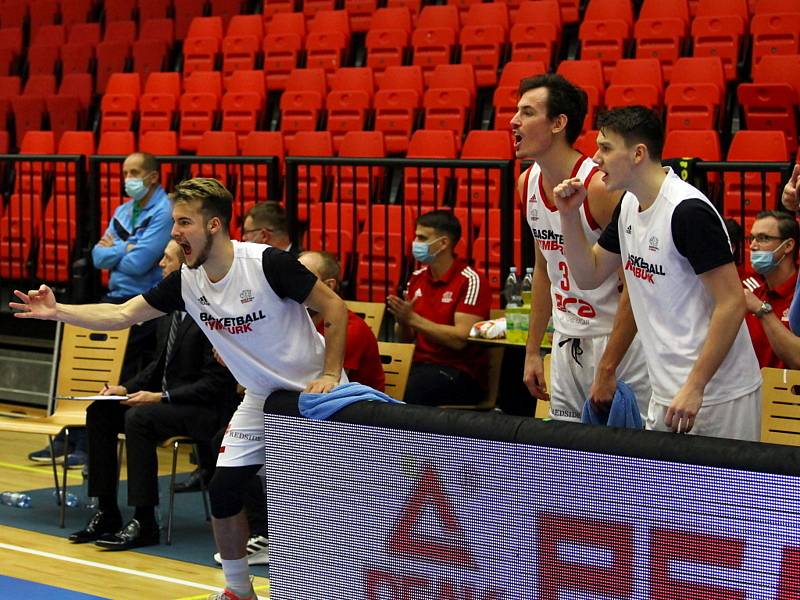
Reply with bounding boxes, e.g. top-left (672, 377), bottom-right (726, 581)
top-left (405, 257), bottom-right (491, 385)
top-left (317, 310), bottom-right (385, 391)
top-left (743, 270), bottom-right (798, 369)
